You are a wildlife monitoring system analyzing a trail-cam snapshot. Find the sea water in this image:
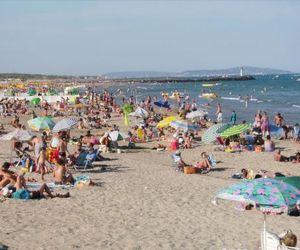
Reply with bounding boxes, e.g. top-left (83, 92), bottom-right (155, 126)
top-left (103, 74), bottom-right (300, 124)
